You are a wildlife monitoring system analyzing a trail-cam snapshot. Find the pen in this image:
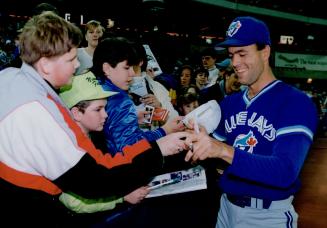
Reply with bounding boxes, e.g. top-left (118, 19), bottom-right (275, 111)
top-left (147, 179), bottom-right (176, 190)
top-left (194, 115), bottom-right (200, 134)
